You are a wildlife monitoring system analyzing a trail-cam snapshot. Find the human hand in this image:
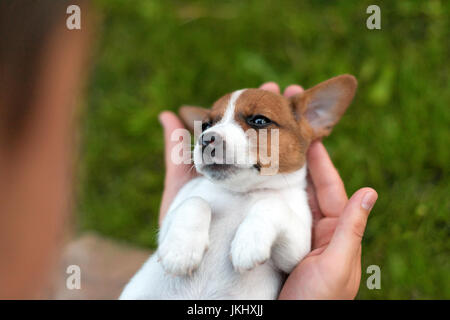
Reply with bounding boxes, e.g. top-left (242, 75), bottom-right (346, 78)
top-left (158, 111), bottom-right (198, 225)
top-left (268, 83), bottom-right (379, 300)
